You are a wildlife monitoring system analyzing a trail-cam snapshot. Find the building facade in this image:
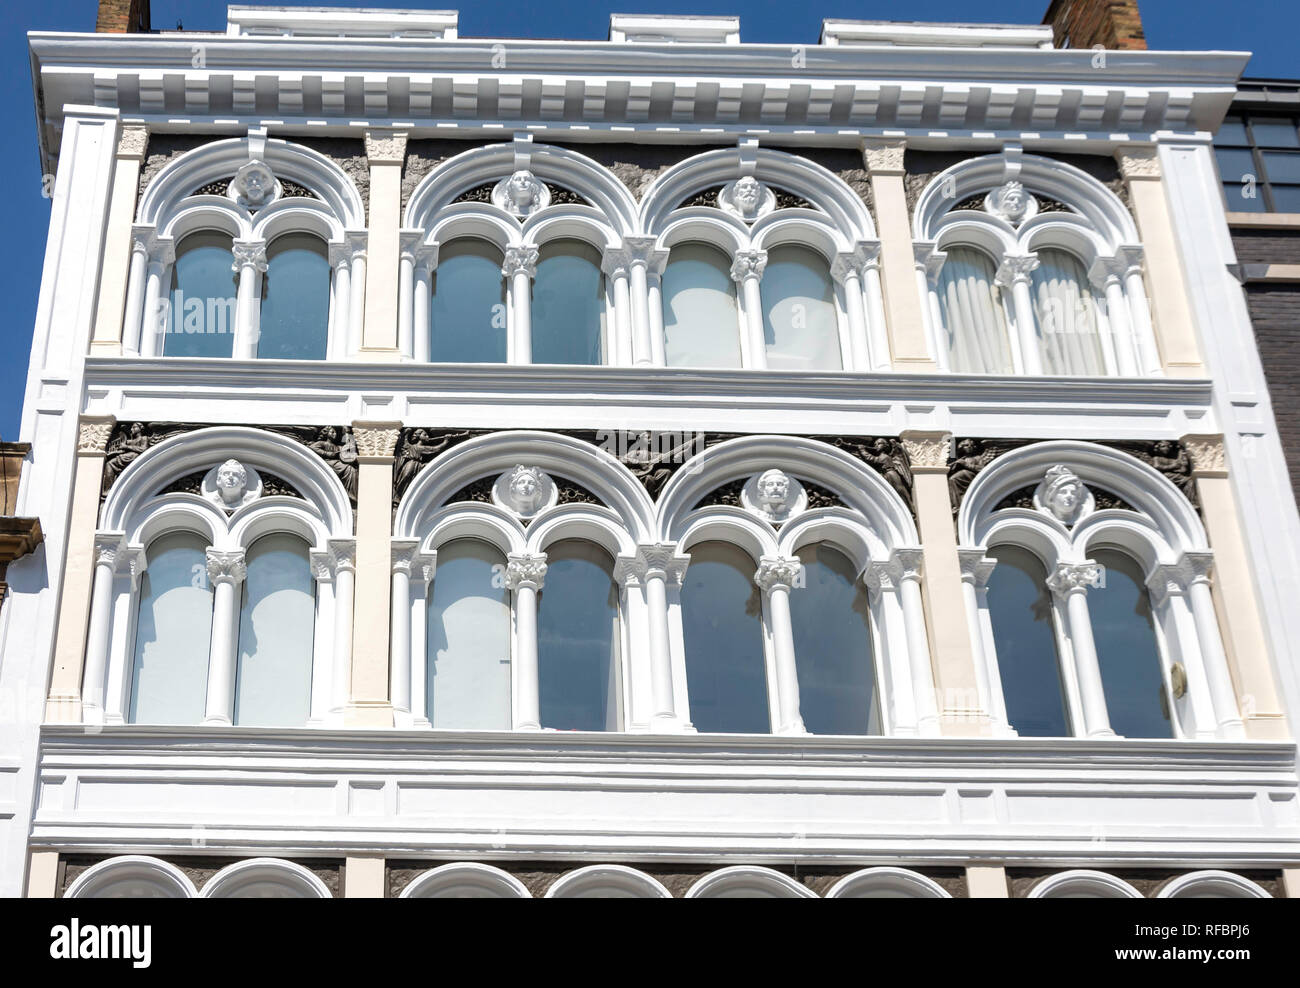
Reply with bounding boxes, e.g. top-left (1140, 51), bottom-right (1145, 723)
top-left (3, 1), bottom-right (1298, 898)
